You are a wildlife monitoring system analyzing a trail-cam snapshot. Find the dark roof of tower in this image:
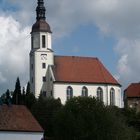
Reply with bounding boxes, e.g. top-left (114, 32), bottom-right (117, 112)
top-left (52, 56), bottom-right (120, 86)
top-left (32, 20), bottom-right (52, 33)
top-left (32, 0), bottom-right (52, 33)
